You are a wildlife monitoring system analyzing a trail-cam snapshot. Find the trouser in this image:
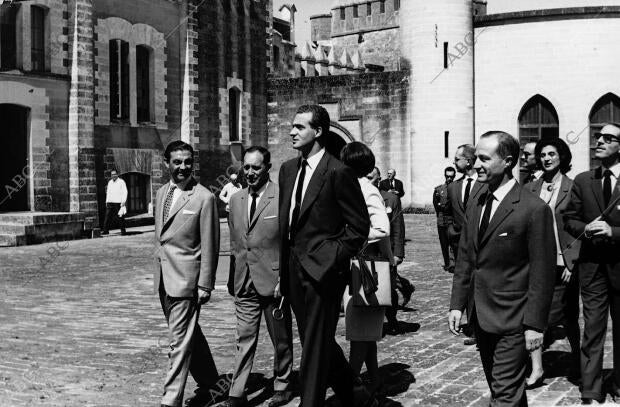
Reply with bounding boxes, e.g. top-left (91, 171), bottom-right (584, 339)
top-left (437, 225), bottom-right (454, 269)
top-left (386, 265), bottom-right (413, 324)
top-left (229, 276), bottom-right (293, 398)
top-left (159, 282), bottom-right (219, 406)
top-left (102, 202), bottom-right (126, 233)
